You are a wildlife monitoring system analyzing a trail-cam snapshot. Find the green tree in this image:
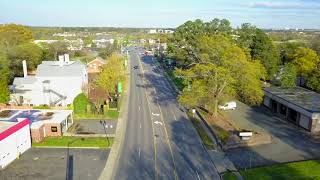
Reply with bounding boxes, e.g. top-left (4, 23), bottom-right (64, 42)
top-left (8, 42), bottom-right (43, 77)
top-left (0, 53), bottom-right (10, 103)
top-left (175, 35), bottom-right (266, 116)
top-left (310, 35), bottom-right (320, 55)
top-left (0, 24), bottom-right (33, 50)
top-left (40, 41), bottom-right (69, 60)
top-left (237, 24), bottom-right (280, 79)
top-left (95, 53), bottom-right (125, 98)
top-left (279, 63), bottom-right (297, 88)
top-left (73, 93), bottom-right (89, 114)
top-left (292, 47), bottom-right (319, 77)
top-left (168, 18), bottom-right (232, 65)
top-left (307, 66), bottom-right (320, 93)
